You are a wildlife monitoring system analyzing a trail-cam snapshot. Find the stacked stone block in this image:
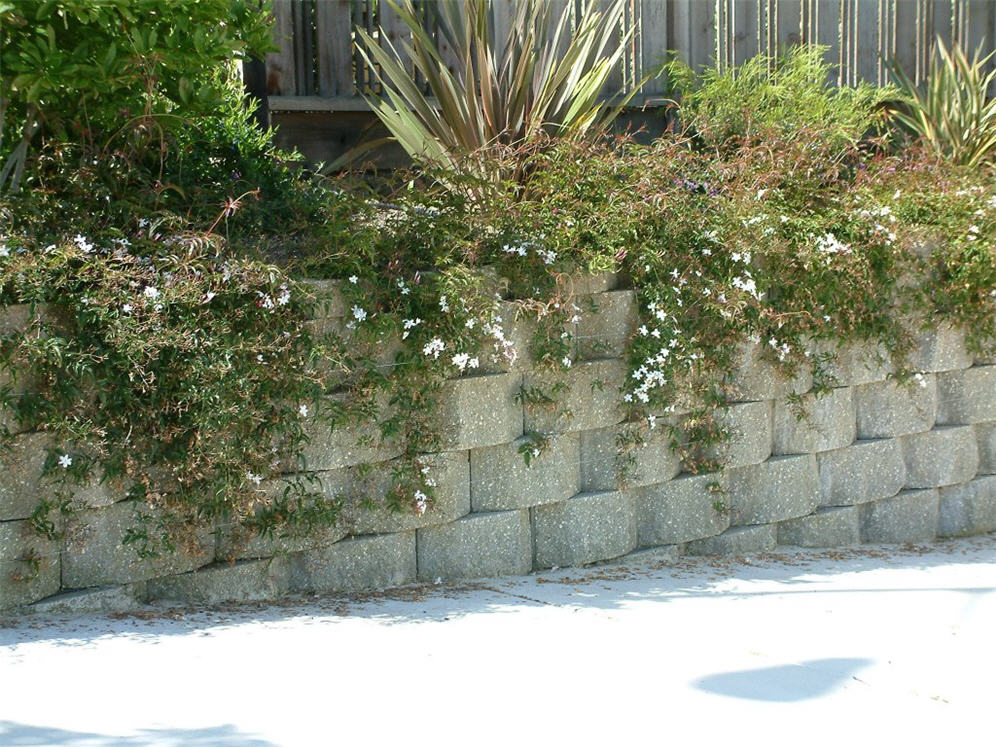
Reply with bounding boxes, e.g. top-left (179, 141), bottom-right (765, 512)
top-left (2, 288), bottom-right (994, 613)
